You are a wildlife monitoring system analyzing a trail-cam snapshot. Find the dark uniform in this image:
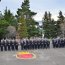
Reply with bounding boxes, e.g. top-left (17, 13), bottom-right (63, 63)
top-left (52, 39), bottom-right (56, 48)
top-left (0, 40), bottom-right (4, 51)
top-left (10, 40), bottom-right (14, 51)
top-left (20, 40), bottom-right (24, 50)
top-left (64, 39), bottom-right (65, 47)
top-left (31, 40), bottom-right (34, 49)
top-left (27, 40), bottom-right (31, 50)
top-left (14, 40), bottom-right (18, 50)
top-left (26, 40), bottom-right (29, 50)
top-left (7, 40), bottom-right (11, 51)
top-left (3, 40), bottom-right (7, 51)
